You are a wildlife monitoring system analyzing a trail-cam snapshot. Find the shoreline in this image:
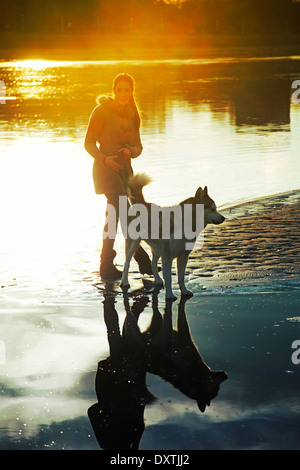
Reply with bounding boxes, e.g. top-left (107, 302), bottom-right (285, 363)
top-left (185, 188), bottom-right (300, 295)
top-left (2, 33), bottom-right (300, 61)
top-left (220, 188), bottom-right (300, 213)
